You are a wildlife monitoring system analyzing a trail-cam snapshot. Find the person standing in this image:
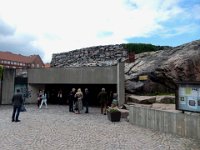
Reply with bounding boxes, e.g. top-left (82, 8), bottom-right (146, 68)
top-left (97, 88), bottom-right (108, 115)
top-left (68, 88), bottom-right (76, 112)
top-left (12, 89), bottom-right (23, 122)
top-left (83, 88), bottom-right (90, 113)
top-left (57, 90), bottom-right (63, 105)
top-left (37, 90), bottom-right (42, 108)
top-left (108, 91), bottom-right (113, 107)
top-left (74, 88), bottom-right (83, 114)
top-left (39, 90), bottom-right (48, 109)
